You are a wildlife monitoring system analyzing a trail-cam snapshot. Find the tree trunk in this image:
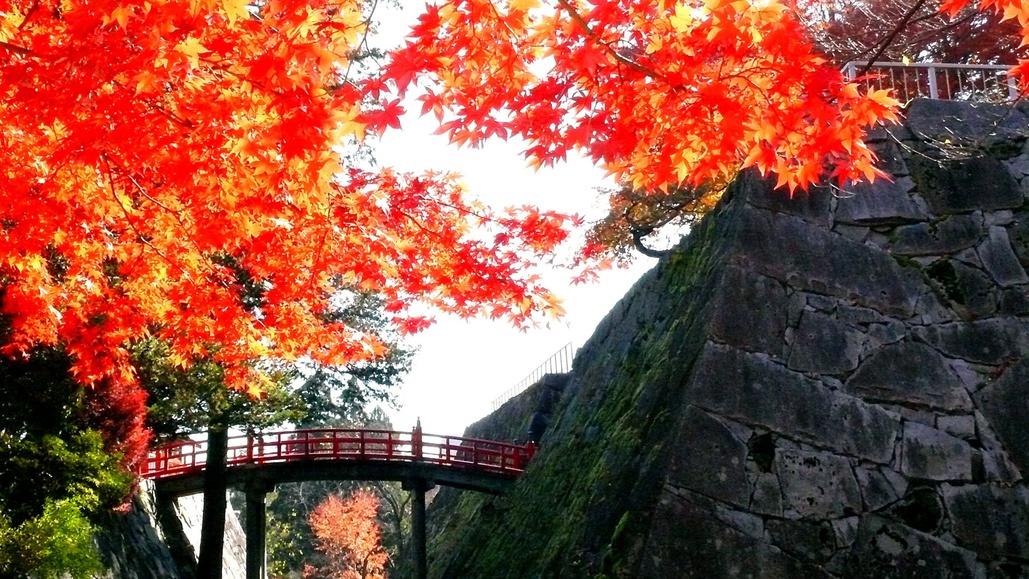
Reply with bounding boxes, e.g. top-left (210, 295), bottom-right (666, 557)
top-left (196, 427), bottom-right (228, 579)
